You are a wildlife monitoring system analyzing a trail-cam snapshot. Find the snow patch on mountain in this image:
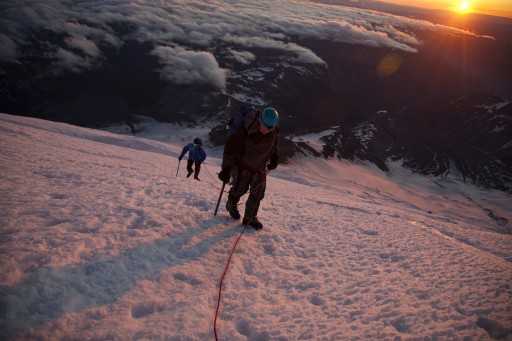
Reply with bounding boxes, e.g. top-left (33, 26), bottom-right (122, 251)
top-left (289, 128), bottom-right (339, 154)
